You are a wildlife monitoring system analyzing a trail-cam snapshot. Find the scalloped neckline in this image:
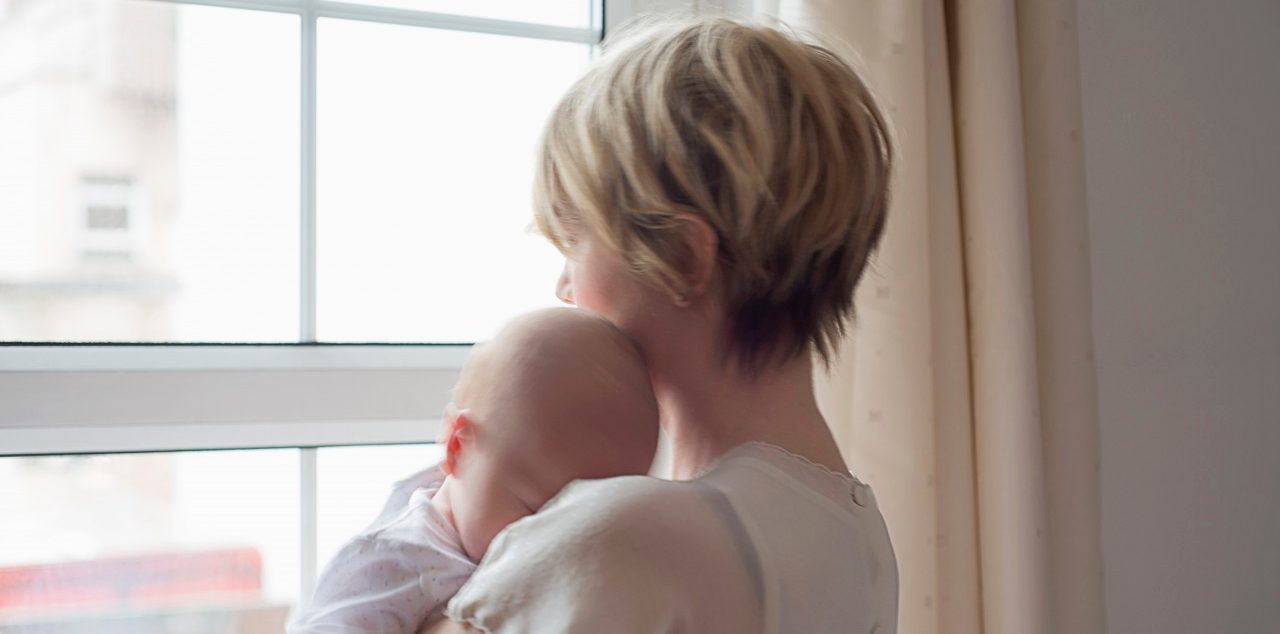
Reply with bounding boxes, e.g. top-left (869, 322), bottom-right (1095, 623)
top-left (691, 440), bottom-right (861, 485)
